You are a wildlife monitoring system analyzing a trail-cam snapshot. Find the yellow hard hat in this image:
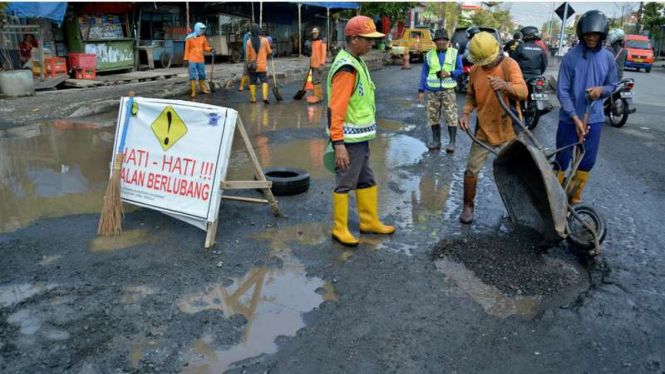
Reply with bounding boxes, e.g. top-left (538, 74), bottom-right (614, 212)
top-left (468, 32), bottom-right (500, 66)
